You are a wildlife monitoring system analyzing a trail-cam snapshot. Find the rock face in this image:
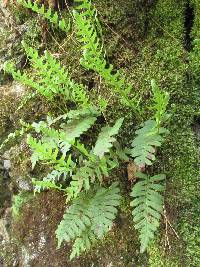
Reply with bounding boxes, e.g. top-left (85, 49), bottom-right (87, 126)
top-left (0, 83), bottom-right (26, 136)
top-left (0, 0), bottom-right (200, 266)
